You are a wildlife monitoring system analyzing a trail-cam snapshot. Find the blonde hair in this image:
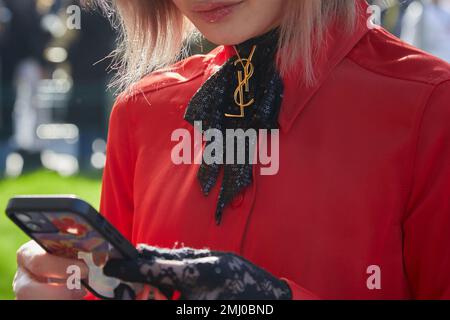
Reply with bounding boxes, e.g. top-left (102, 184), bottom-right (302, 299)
top-left (90, 0), bottom-right (357, 92)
